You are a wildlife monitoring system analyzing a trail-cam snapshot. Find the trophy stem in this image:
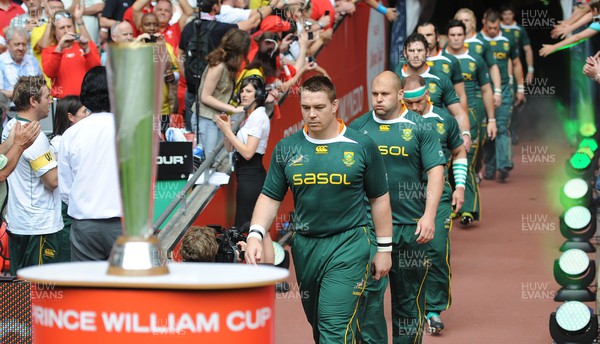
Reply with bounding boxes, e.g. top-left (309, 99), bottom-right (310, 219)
top-left (107, 235), bottom-right (169, 276)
